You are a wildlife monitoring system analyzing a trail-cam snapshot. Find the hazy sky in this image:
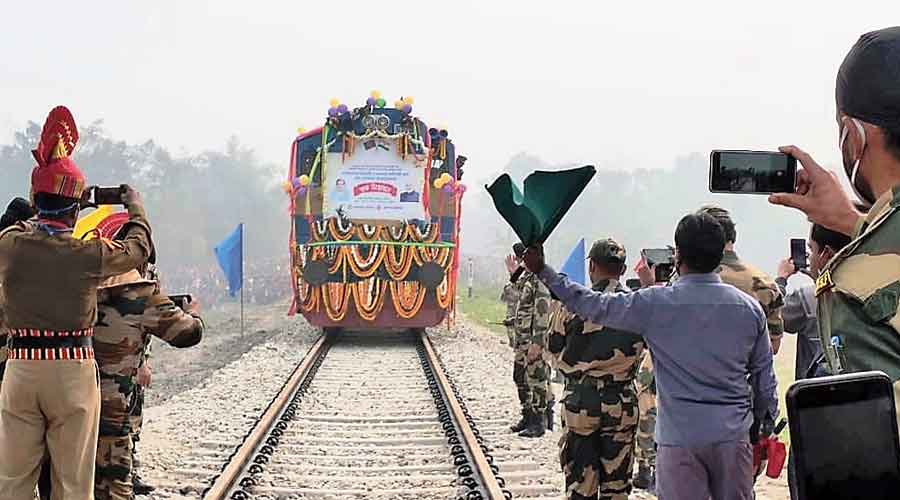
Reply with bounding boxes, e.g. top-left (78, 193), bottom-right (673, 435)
top-left (2, 1), bottom-right (898, 184)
